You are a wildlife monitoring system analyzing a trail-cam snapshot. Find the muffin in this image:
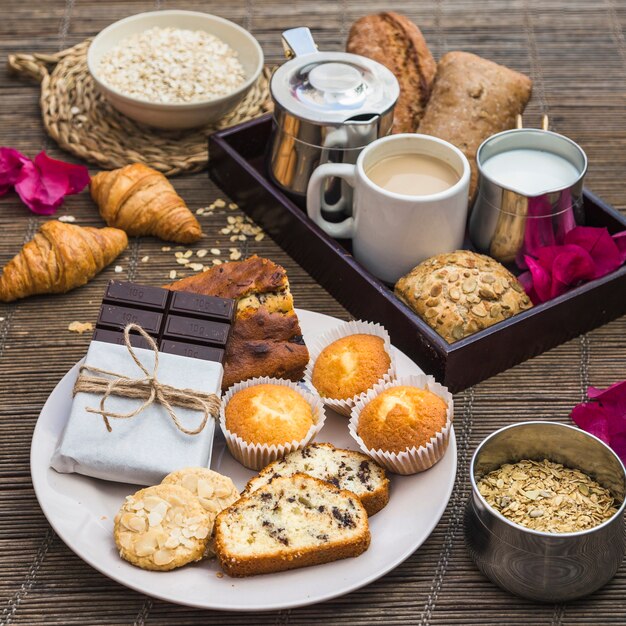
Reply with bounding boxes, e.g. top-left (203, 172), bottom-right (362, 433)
top-left (312, 334), bottom-right (391, 401)
top-left (395, 250), bottom-right (533, 343)
top-left (225, 383), bottom-right (315, 447)
top-left (357, 385), bottom-right (448, 454)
